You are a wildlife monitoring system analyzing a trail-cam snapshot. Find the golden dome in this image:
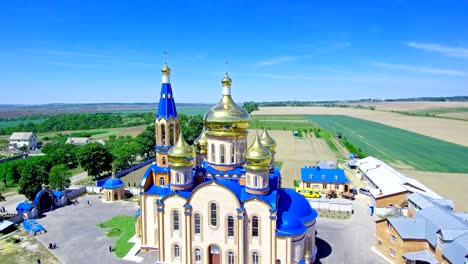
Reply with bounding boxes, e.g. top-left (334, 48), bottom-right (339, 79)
top-left (244, 135), bottom-right (272, 169)
top-left (260, 129), bottom-right (277, 152)
top-left (161, 63), bottom-right (171, 74)
top-left (204, 73), bottom-right (249, 137)
top-left (168, 132), bottom-right (195, 167)
top-left (221, 72), bottom-right (232, 87)
top-left (193, 127), bottom-right (208, 154)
